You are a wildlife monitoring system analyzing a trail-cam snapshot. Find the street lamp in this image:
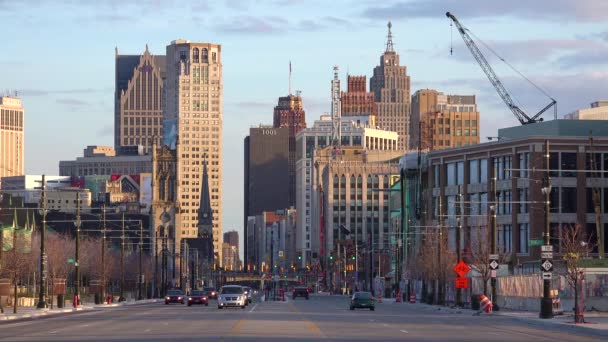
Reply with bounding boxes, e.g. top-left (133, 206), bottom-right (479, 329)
top-left (539, 140), bottom-right (553, 319)
top-left (36, 175), bottom-right (48, 309)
